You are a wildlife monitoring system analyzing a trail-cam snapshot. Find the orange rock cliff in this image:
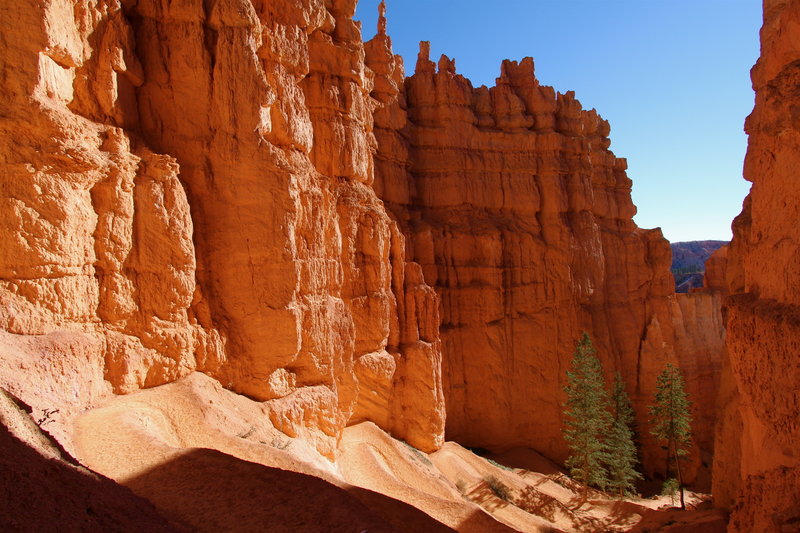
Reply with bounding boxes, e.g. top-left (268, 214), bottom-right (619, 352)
top-left (0, 0), bottom-right (753, 520)
top-left (713, 0), bottom-right (800, 530)
top-left (365, 13), bottom-right (721, 481)
top-left (0, 0), bottom-right (444, 459)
